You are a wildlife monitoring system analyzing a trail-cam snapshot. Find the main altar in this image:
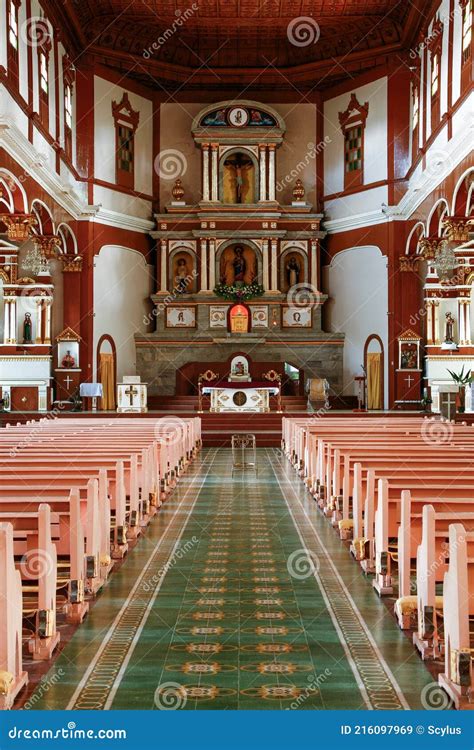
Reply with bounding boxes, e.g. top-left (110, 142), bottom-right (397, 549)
top-left (135, 99), bottom-right (345, 401)
top-left (199, 357), bottom-right (281, 412)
